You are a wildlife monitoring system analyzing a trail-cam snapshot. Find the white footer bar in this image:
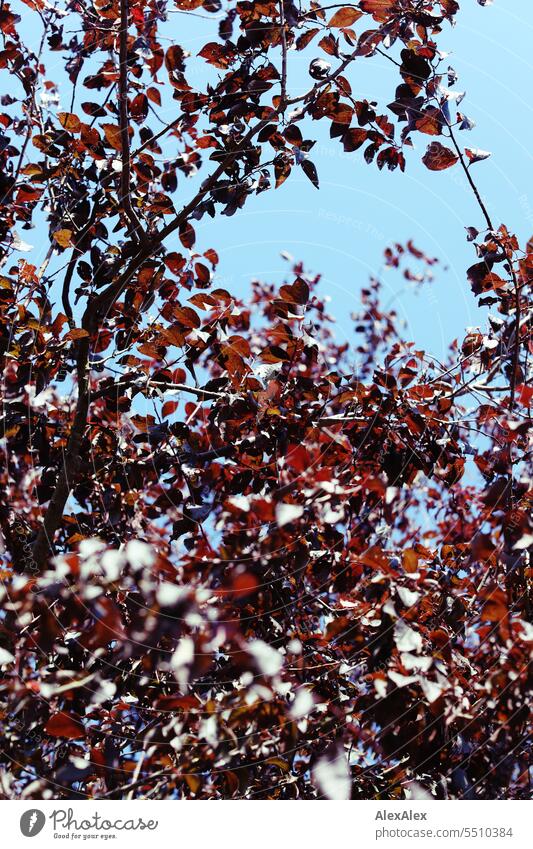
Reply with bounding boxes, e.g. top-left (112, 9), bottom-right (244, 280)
top-left (4, 799), bottom-right (531, 849)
